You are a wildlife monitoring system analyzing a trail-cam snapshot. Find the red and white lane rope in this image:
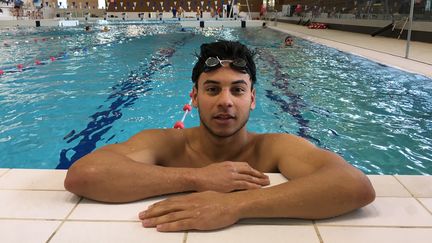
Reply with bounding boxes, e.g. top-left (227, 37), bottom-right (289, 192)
top-left (173, 91), bottom-right (194, 129)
